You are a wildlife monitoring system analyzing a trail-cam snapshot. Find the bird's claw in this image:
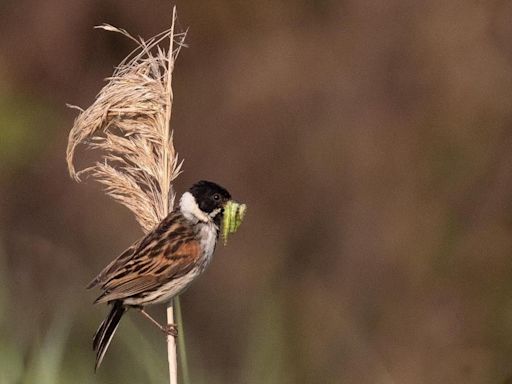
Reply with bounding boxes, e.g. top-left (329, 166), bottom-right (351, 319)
top-left (163, 324), bottom-right (178, 337)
